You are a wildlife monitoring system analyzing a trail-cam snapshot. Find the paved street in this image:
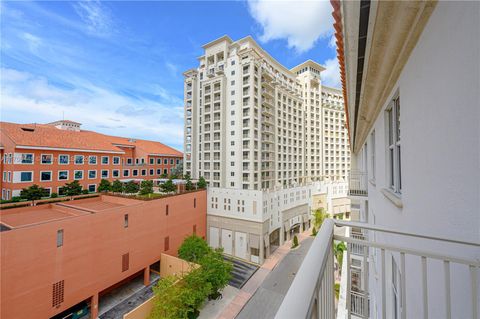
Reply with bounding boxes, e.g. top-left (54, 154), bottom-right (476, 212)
top-left (235, 236), bottom-right (314, 319)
